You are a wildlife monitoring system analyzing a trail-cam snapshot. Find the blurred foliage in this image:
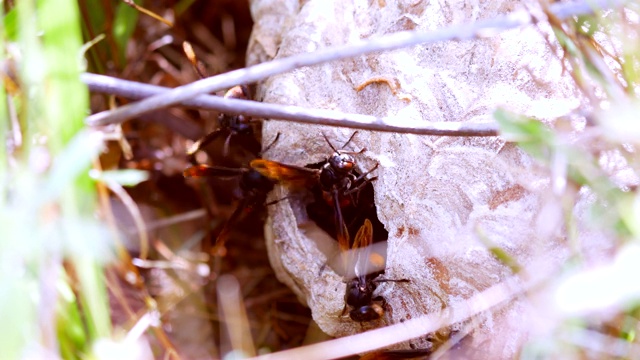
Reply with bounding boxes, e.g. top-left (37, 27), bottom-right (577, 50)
top-left (495, 3), bottom-right (640, 359)
top-left (1, 0), bottom-right (117, 358)
top-left (112, 2), bottom-right (139, 65)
